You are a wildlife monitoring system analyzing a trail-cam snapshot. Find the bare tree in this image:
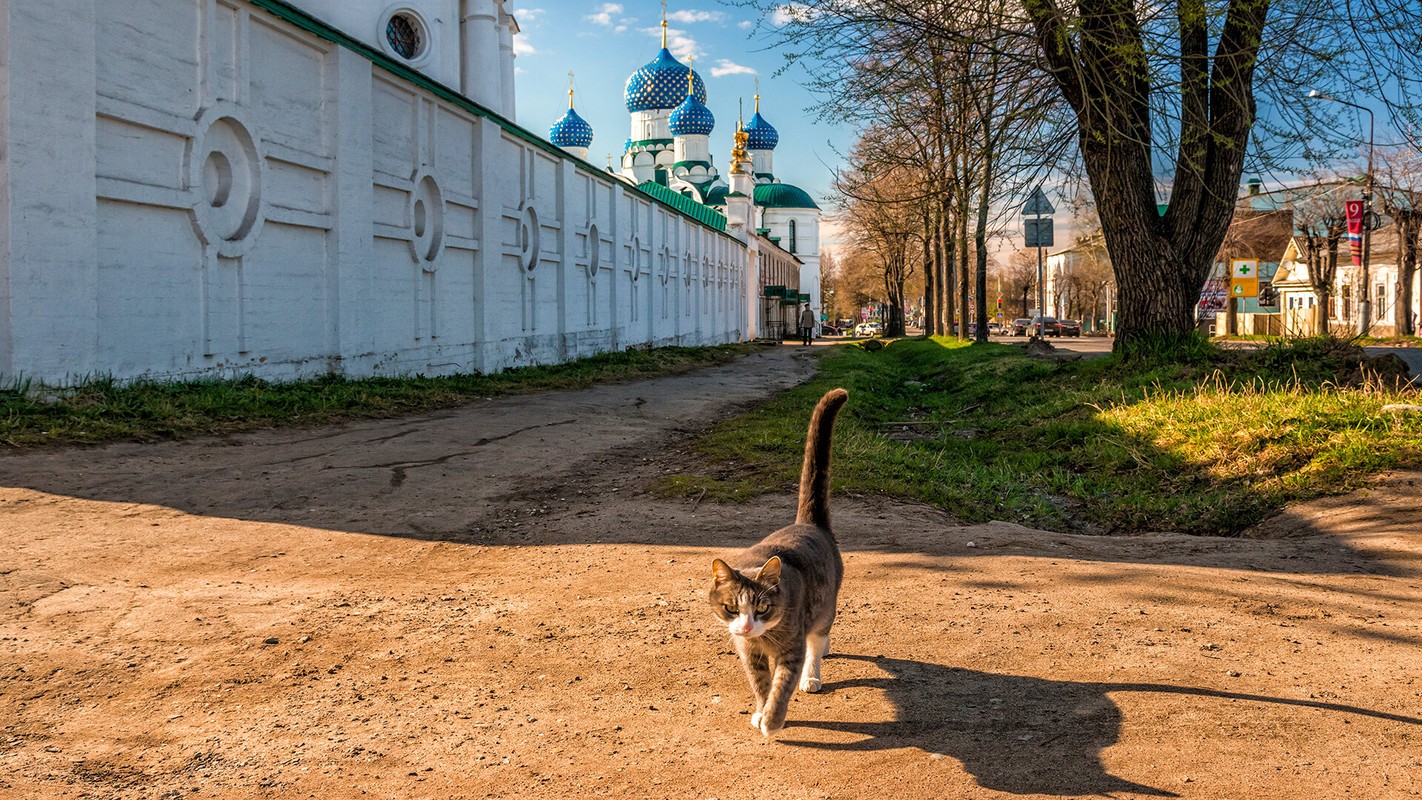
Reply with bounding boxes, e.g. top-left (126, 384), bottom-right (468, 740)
top-left (1376, 145), bottom-right (1422, 336)
top-left (835, 151), bottom-right (925, 335)
top-left (1292, 184), bottom-right (1349, 335)
top-left (998, 248), bottom-right (1039, 318)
